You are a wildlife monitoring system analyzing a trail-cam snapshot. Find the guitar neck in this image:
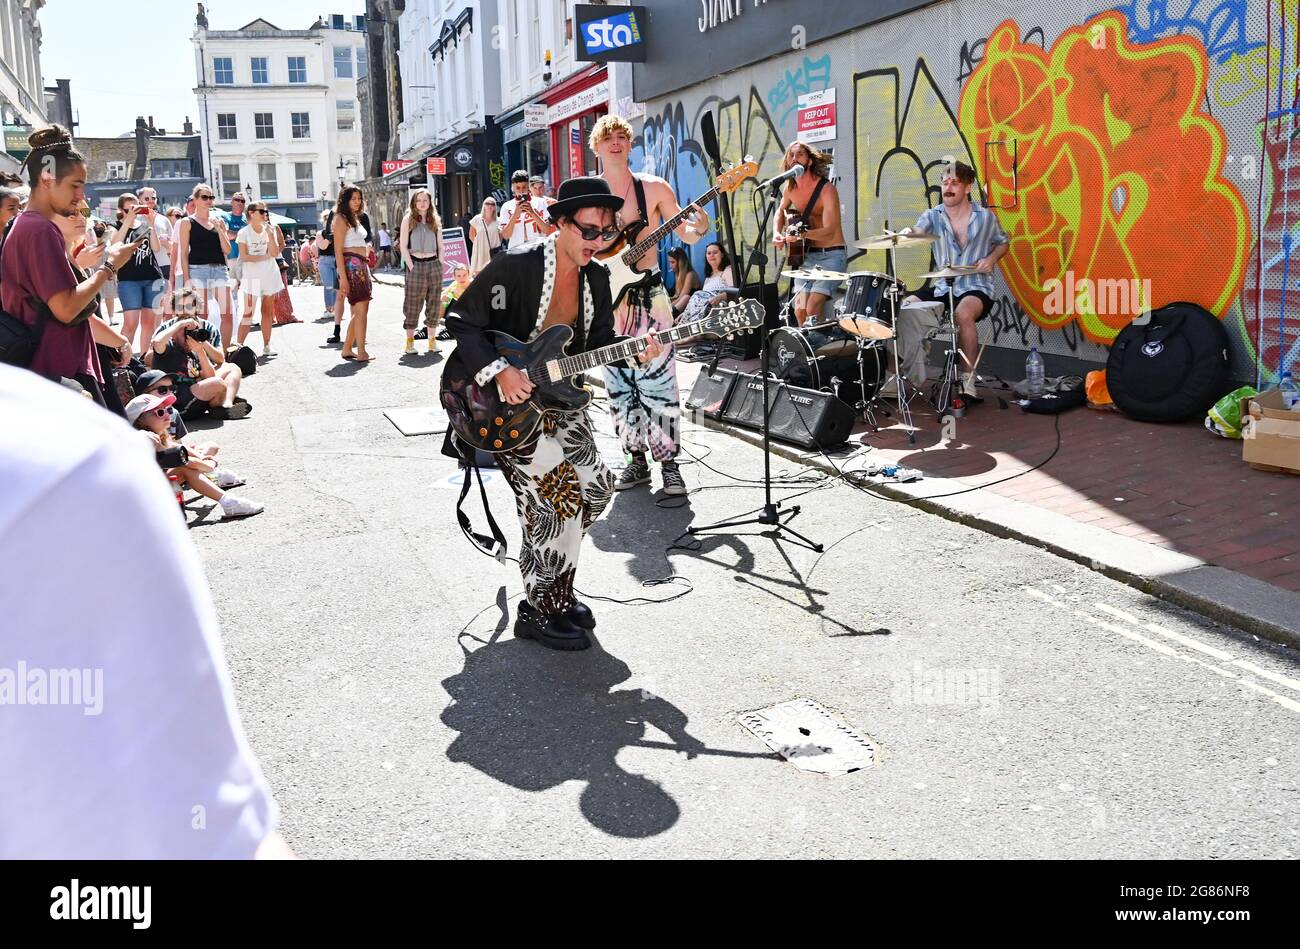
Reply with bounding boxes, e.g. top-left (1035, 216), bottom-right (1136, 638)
top-left (551, 321), bottom-right (702, 378)
top-left (622, 186), bottom-right (719, 264)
